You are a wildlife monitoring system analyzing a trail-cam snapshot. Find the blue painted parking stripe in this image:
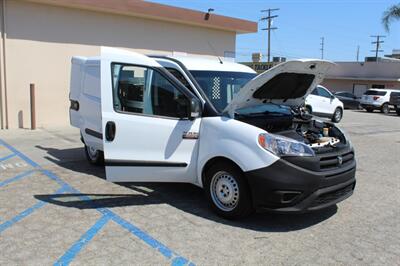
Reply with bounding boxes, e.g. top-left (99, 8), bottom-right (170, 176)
top-left (54, 215), bottom-right (111, 266)
top-left (0, 153), bottom-right (16, 162)
top-left (0, 139), bottom-right (40, 168)
top-left (0, 187), bottom-right (67, 234)
top-left (41, 171), bottom-right (193, 265)
top-left (0, 169), bottom-right (36, 188)
top-left (111, 213), bottom-right (175, 259)
top-left (0, 139), bottom-right (194, 265)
